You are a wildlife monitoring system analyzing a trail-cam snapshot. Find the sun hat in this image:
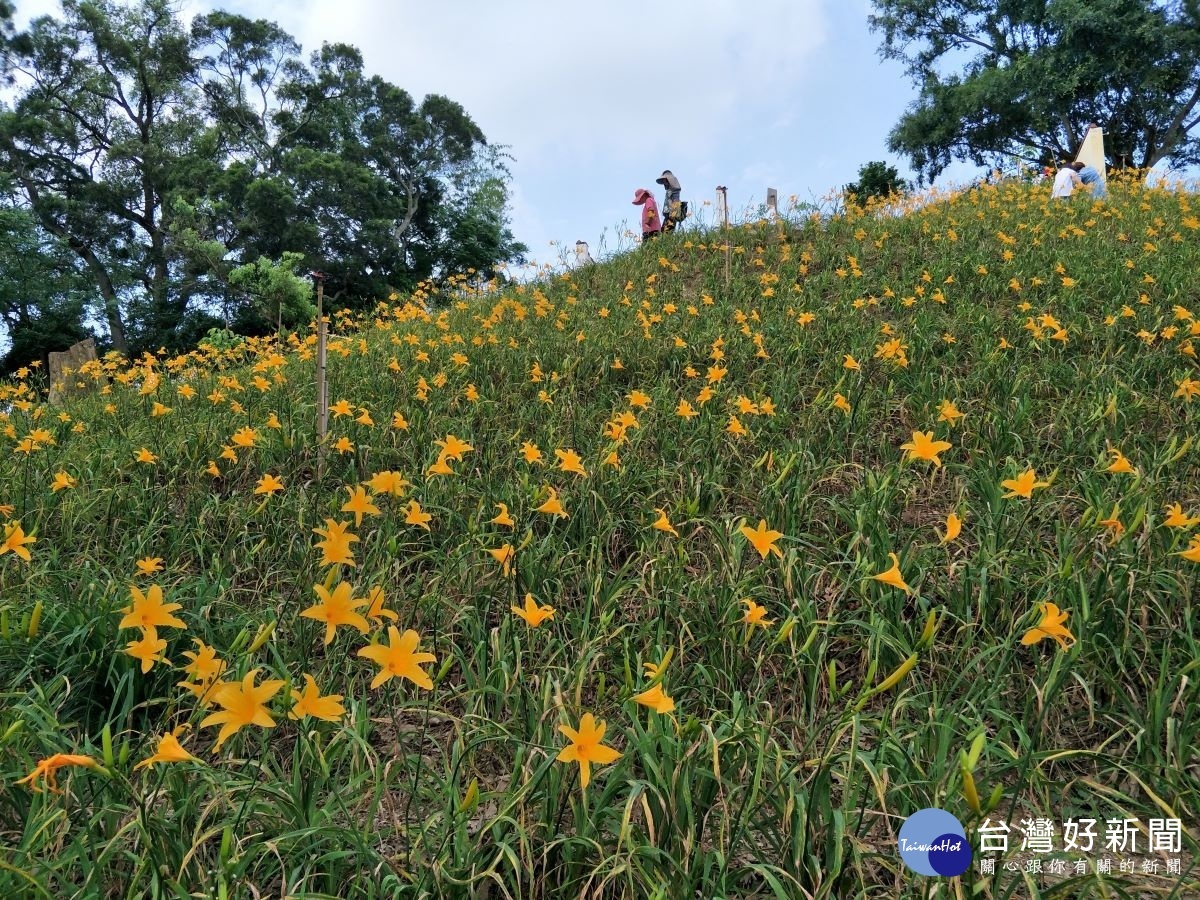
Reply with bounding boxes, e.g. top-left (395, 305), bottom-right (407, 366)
top-left (655, 170), bottom-right (680, 190)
